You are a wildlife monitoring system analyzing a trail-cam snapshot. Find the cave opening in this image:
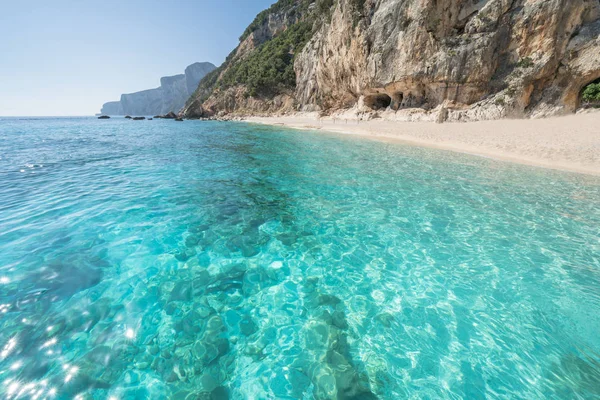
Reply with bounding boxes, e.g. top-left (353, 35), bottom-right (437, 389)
top-left (365, 93), bottom-right (392, 110)
top-left (391, 92), bottom-right (404, 110)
